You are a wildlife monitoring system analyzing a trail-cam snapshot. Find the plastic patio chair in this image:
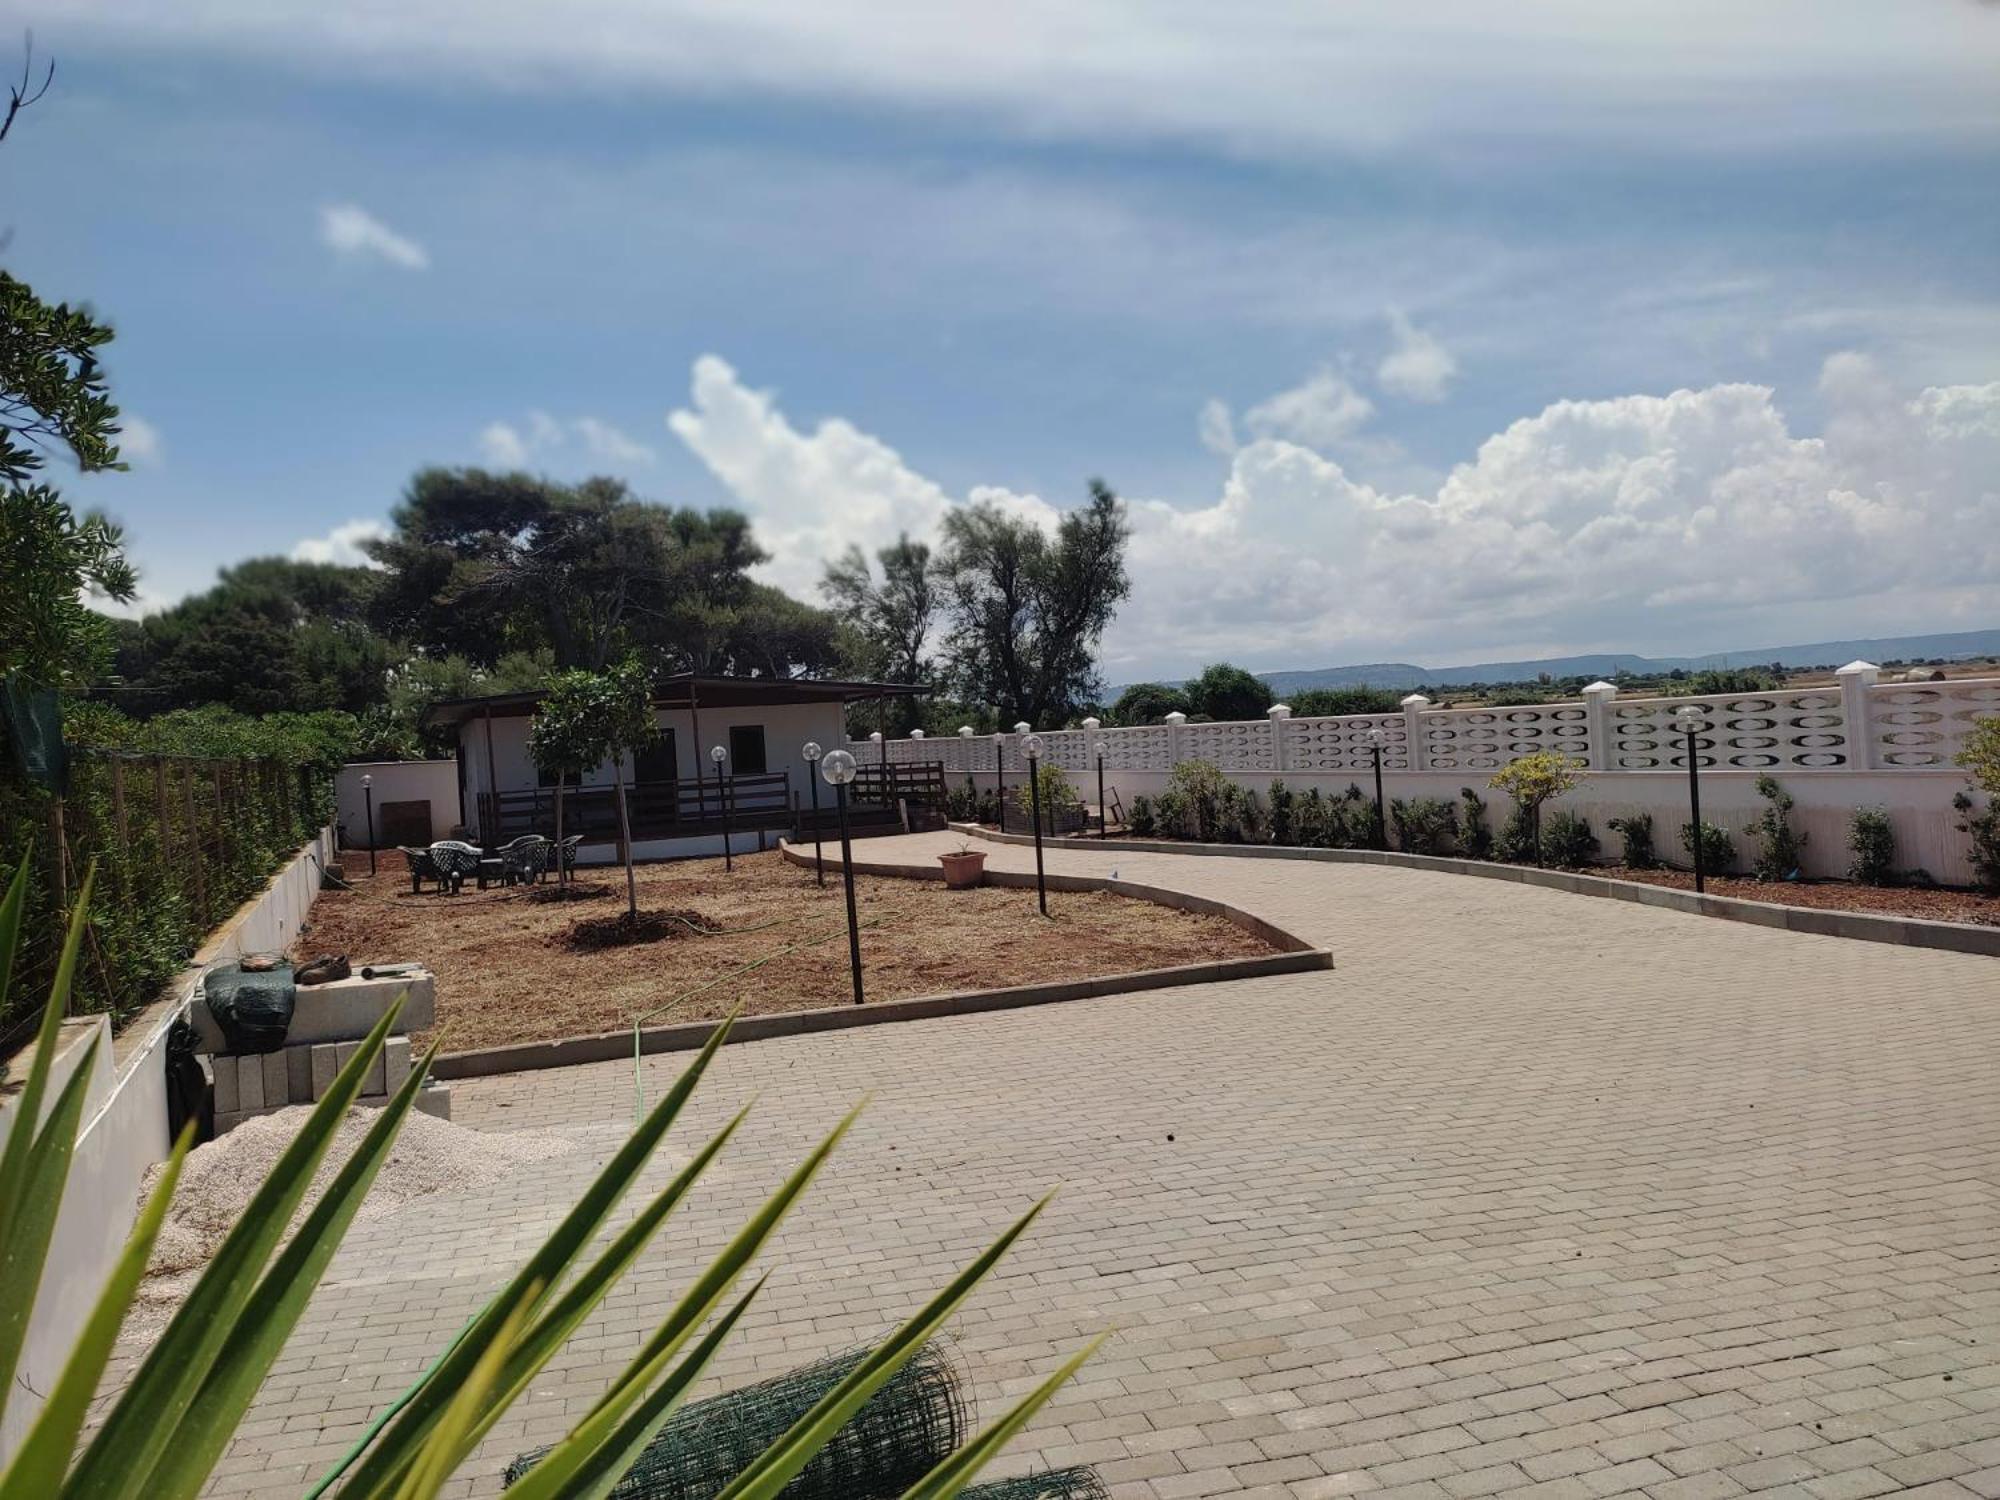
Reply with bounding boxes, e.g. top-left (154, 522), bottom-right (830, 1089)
top-left (399, 845), bottom-right (446, 894)
top-left (428, 839), bottom-right (482, 894)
